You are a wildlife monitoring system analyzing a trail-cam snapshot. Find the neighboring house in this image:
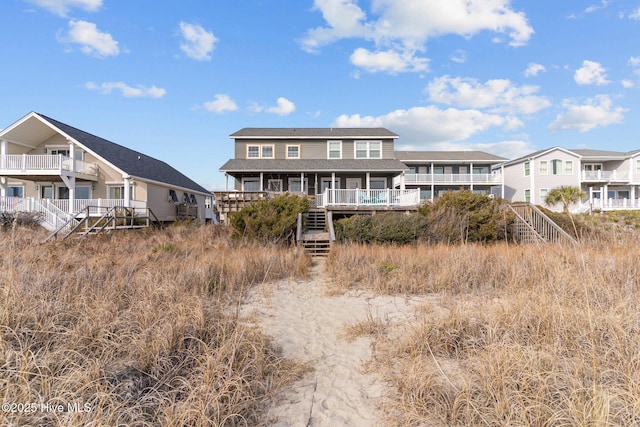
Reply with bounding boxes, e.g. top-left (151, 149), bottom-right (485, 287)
top-left (0, 112), bottom-right (212, 229)
top-left (502, 147), bottom-right (640, 212)
top-left (219, 128), bottom-right (416, 208)
top-left (394, 151), bottom-right (506, 201)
